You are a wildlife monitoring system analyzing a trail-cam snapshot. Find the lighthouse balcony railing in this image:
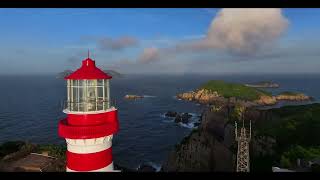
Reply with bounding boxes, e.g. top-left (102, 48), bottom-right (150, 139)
top-left (62, 99), bottom-right (117, 113)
